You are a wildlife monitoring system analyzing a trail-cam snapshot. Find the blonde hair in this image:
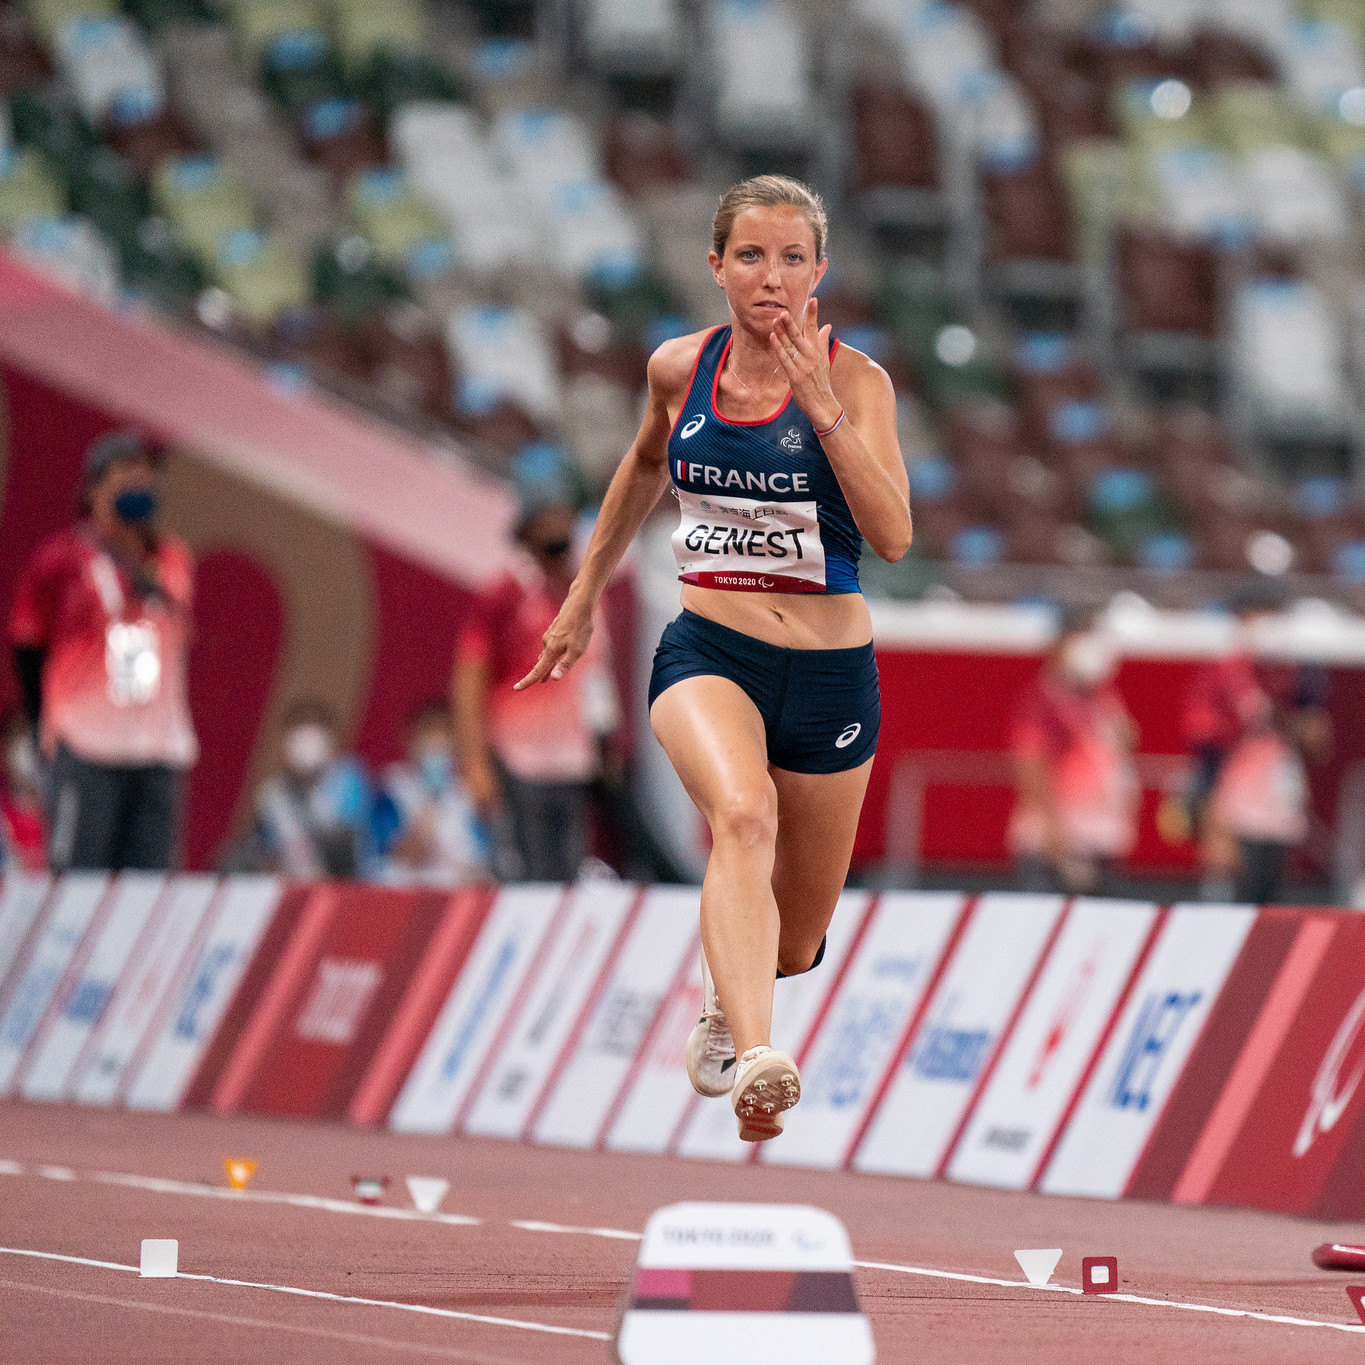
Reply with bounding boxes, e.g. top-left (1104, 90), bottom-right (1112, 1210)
top-left (712, 175), bottom-right (829, 261)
